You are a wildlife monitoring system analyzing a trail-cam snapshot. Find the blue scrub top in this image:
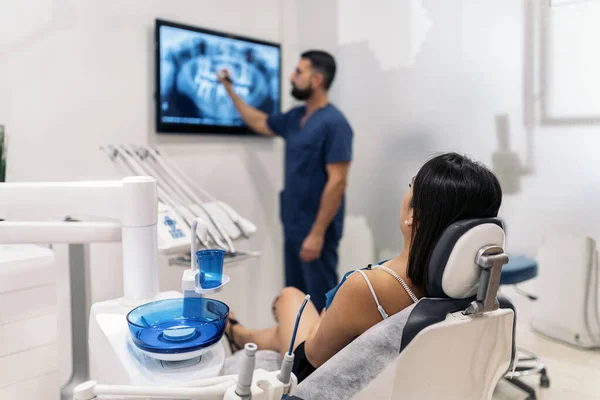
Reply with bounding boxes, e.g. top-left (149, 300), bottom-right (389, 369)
top-left (267, 104), bottom-right (353, 243)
